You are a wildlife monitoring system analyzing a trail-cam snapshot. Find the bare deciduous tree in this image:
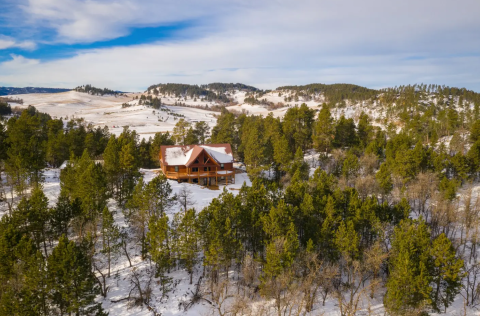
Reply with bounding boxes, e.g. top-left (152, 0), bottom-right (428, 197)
top-left (333, 242), bottom-right (387, 316)
top-left (178, 184), bottom-right (195, 212)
